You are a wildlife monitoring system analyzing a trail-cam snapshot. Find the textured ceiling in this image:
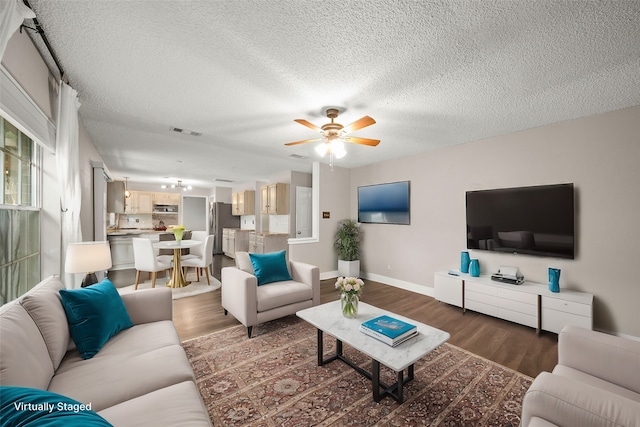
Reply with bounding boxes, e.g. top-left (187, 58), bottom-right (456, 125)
top-left (25, 0), bottom-right (640, 189)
